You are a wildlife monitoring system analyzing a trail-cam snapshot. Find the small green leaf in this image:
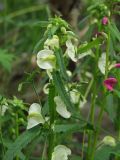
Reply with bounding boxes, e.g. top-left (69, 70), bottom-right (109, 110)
top-left (54, 48), bottom-right (69, 81)
top-left (109, 23), bottom-right (120, 42)
top-left (94, 145), bottom-right (113, 160)
top-left (94, 142), bottom-right (120, 160)
top-left (54, 123), bottom-right (86, 133)
top-left (3, 126), bottom-right (42, 160)
top-left (77, 38), bottom-right (101, 54)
